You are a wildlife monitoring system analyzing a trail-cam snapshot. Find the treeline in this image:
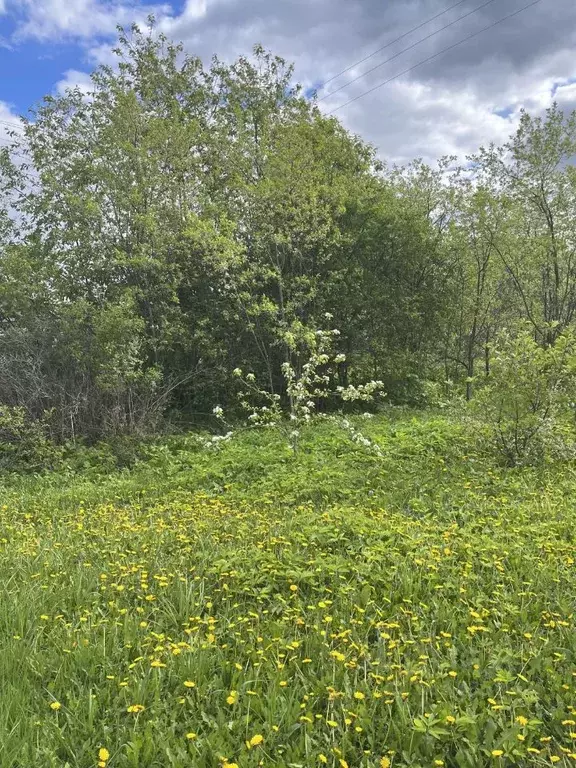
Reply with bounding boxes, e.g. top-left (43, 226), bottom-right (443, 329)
top-left (0, 24), bottom-right (575, 441)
